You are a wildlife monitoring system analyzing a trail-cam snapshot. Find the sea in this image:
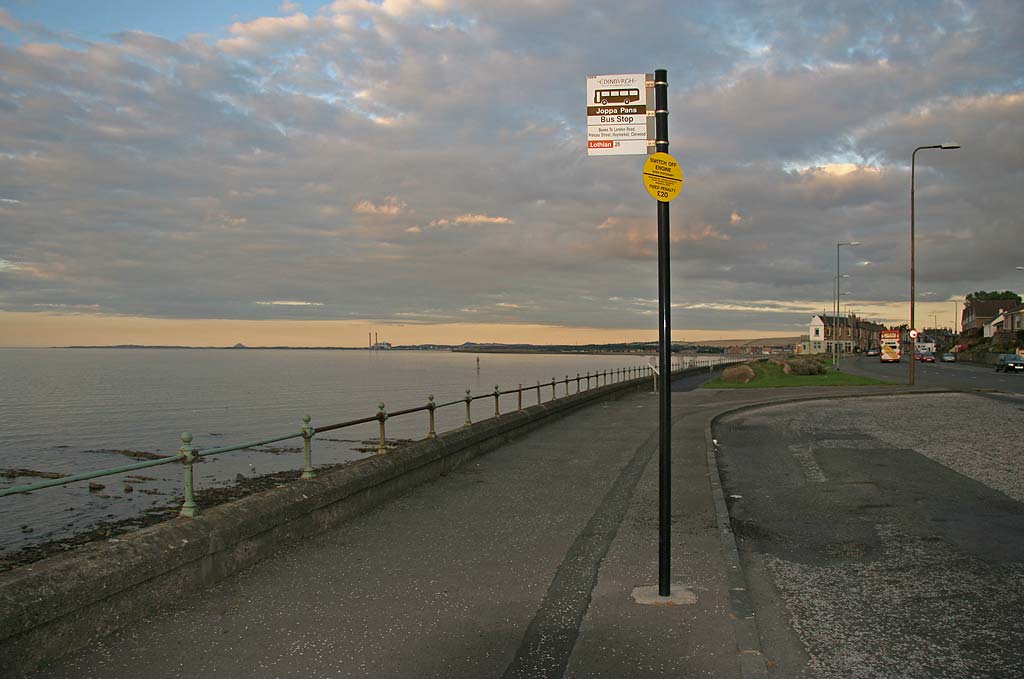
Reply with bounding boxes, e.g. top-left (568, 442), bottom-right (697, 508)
top-left (0, 348), bottom-right (727, 555)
